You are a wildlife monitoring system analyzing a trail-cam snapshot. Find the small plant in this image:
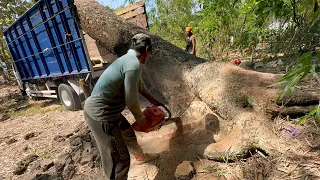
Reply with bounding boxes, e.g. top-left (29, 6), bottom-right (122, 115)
top-left (272, 51), bottom-right (320, 124)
